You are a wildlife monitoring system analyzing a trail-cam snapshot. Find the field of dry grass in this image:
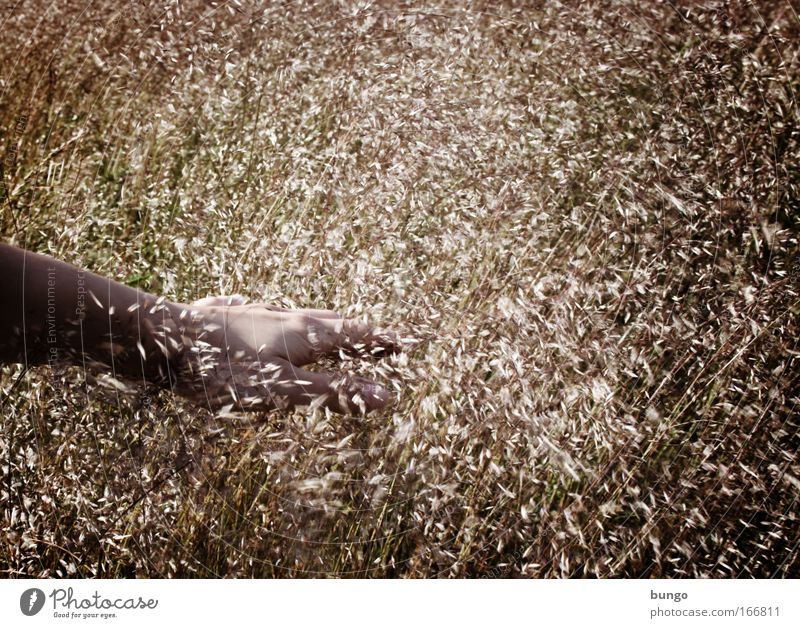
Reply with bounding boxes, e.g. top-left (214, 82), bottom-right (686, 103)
top-left (1, 0), bottom-right (798, 577)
